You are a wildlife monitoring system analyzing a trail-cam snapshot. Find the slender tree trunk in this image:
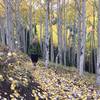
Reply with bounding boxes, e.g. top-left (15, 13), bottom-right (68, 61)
top-left (22, 27), bottom-right (26, 52)
top-left (45, 0), bottom-right (49, 67)
top-left (93, 0), bottom-right (96, 73)
top-left (0, 17), bottom-right (2, 42)
top-left (90, 29), bottom-right (93, 73)
top-left (63, 0), bottom-right (67, 66)
top-left (69, 22), bottom-right (73, 65)
top-left (40, 16), bottom-right (43, 57)
top-left (79, 0), bottom-right (86, 75)
top-left (57, 0), bottom-right (63, 65)
top-left (0, 17), bottom-right (5, 45)
top-left (0, 26), bottom-right (2, 42)
top-left (1, 27), bottom-right (6, 45)
top-left (15, 0), bottom-right (21, 50)
top-left (43, 23), bottom-right (46, 60)
top-left (72, 21), bottom-right (76, 66)
top-left (4, 0), bottom-right (14, 50)
top-left (96, 0), bottom-right (100, 86)
top-left (29, 0), bottom-right (33, 44)
top-left (76, 0), bottom-right (81, 70)
top-left (50, 1), bottom-right (54, 63)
